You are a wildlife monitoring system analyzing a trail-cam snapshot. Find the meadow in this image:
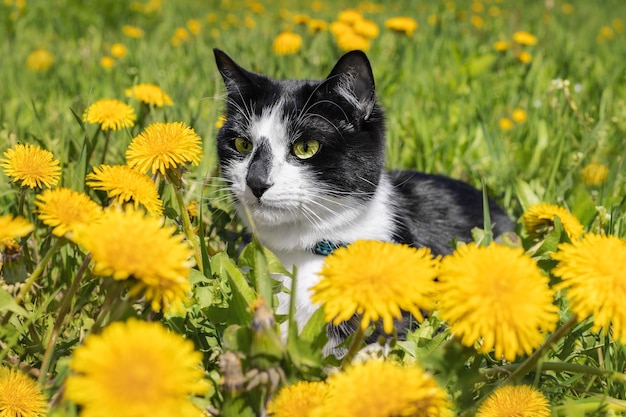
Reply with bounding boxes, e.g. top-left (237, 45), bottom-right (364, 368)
top-left (1, 0), bottom-right (625, 416)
